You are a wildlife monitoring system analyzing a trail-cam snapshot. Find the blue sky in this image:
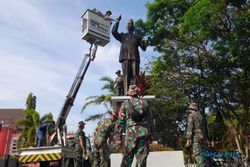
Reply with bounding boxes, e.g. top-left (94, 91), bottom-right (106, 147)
top-left (0, 0), bottom-right (156, 136)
